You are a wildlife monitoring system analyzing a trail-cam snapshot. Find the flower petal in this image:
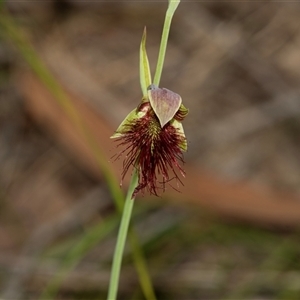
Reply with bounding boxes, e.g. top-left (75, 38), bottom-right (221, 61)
top-left (171, 119), bottom-right (187, 151)
top-left (175, 104), bottom-right (189, 121)
top-left (110, 107), bottom-right (147, 139)
top-left (148, 86), bottom-right (182, 127)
